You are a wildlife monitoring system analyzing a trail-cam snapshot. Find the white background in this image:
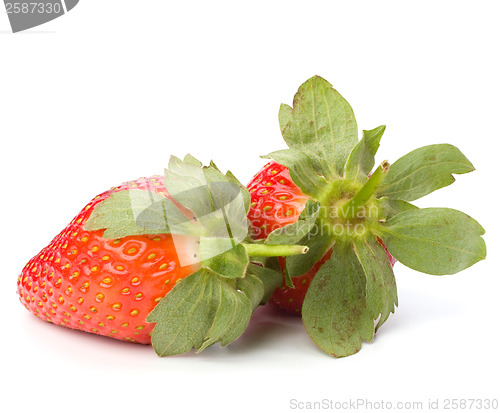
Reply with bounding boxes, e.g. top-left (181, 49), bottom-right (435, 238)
top-left (1, 1), bottom-right (499, 412)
